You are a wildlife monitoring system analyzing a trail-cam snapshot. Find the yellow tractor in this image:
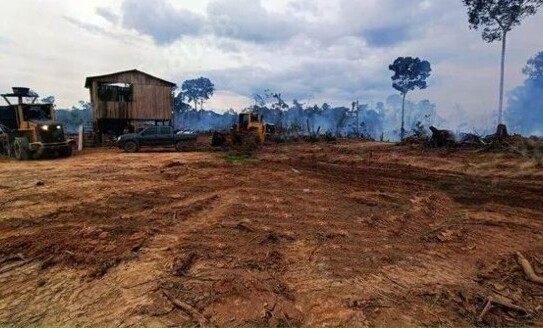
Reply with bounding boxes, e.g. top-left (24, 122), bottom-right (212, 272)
top-left (212, 113), bottom-right (275, 149)
top-left (0, 87), bottom-right (74, 160)
top-left (232, 113), bottom-right (266, 146)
